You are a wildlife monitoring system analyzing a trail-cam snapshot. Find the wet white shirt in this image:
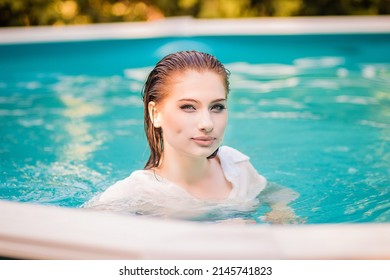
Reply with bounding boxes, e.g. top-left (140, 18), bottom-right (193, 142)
top-left (84, 146), bottom-right (267, 218)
